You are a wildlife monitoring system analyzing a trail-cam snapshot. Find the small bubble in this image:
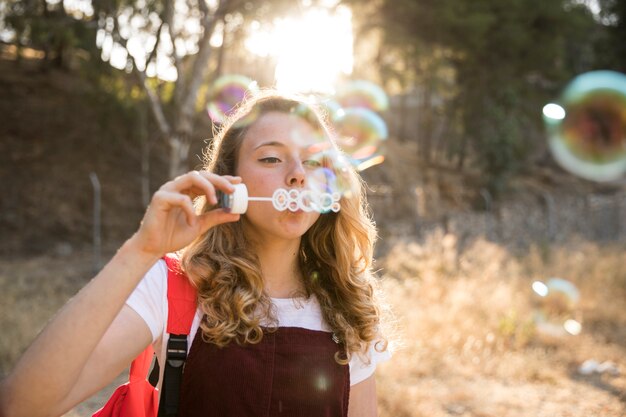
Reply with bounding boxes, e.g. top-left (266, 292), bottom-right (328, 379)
top-left (532, 278), bottom-right (582, 338)
top-left (207, 74), bottom-right (259, 125)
